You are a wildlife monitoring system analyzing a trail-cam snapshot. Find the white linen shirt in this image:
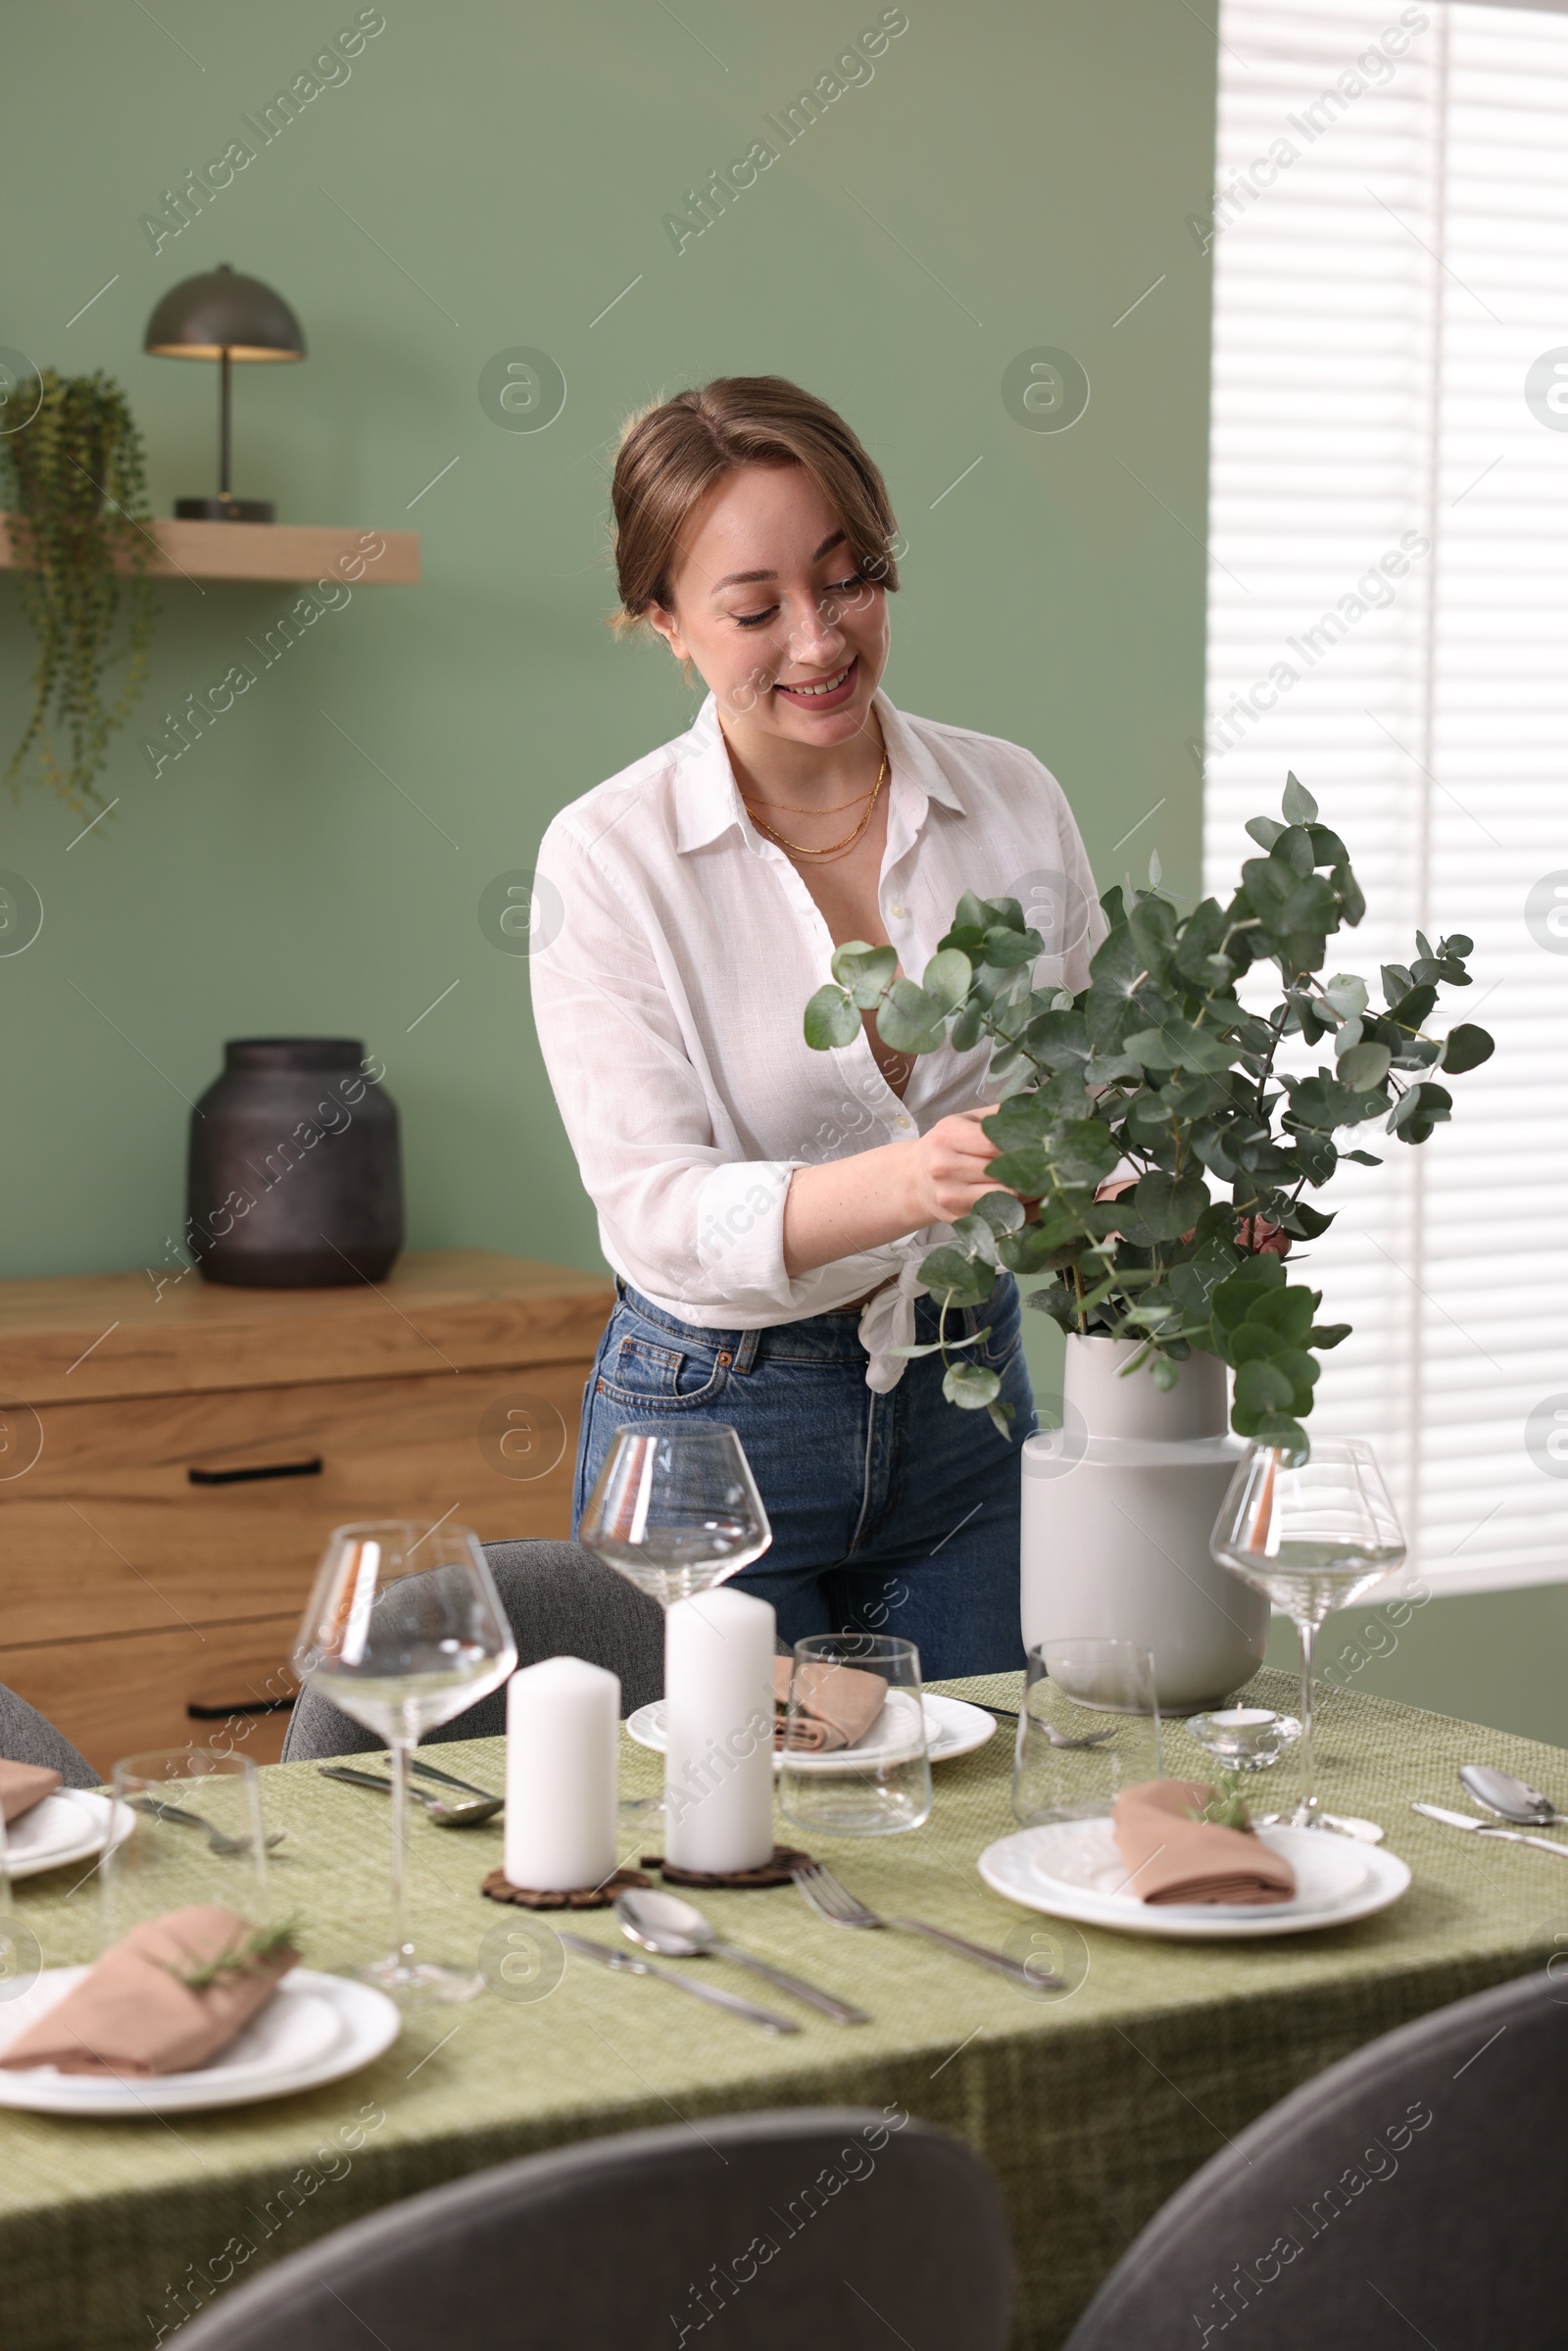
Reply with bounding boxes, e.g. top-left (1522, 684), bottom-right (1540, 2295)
top-left (530, 688), bottom-right (1104, 1389)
